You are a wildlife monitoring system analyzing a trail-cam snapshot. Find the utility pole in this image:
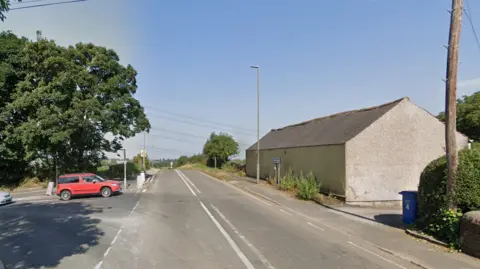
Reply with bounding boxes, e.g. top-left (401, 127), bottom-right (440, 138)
top-left (444, 0), bottom-right (463, 210)
top-left (143, 131), bottom-right (146, 172)
top-left (251, 65), bottom-right (260, 184)
top-left (122, 149), bottom-right (127, 190)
